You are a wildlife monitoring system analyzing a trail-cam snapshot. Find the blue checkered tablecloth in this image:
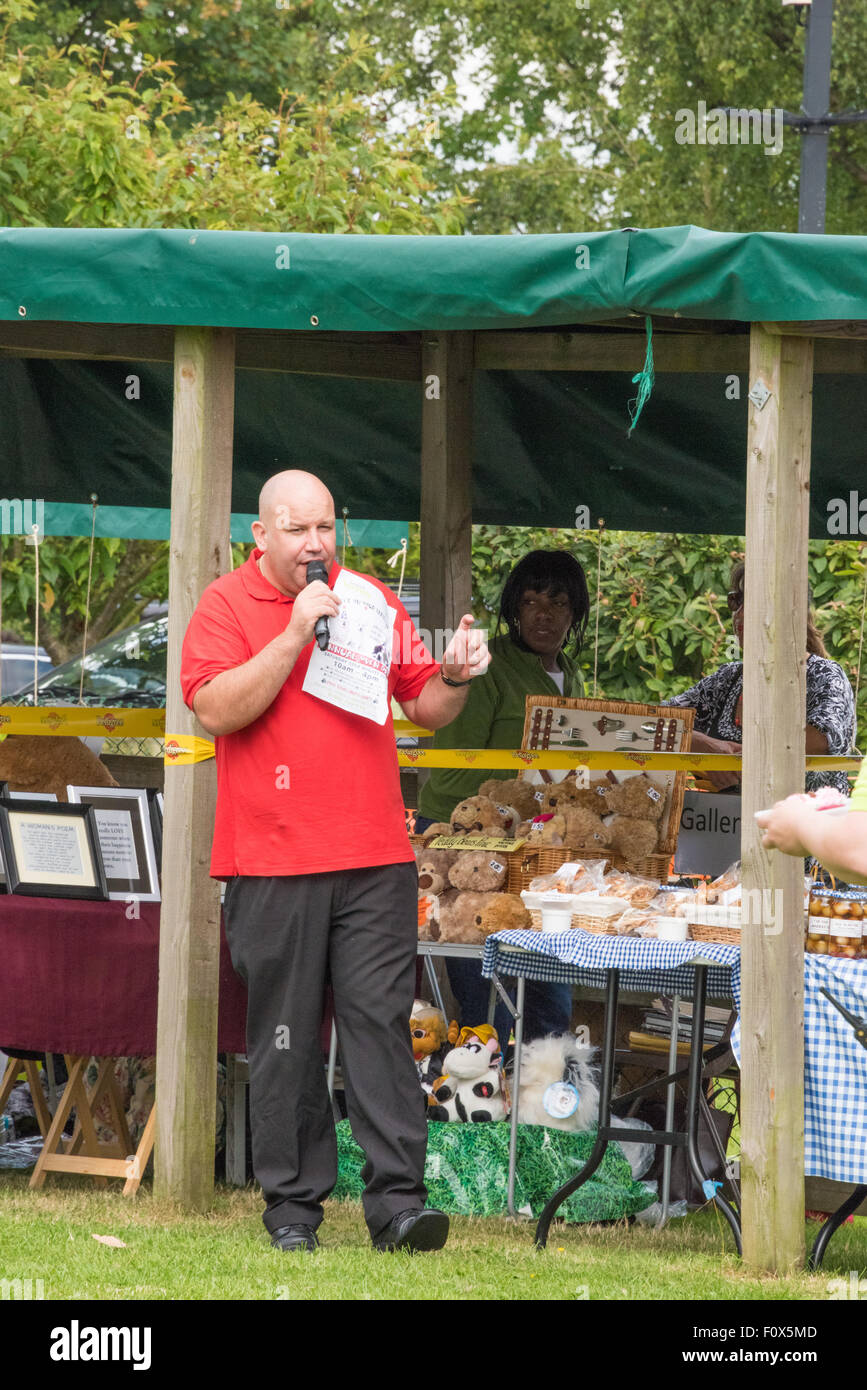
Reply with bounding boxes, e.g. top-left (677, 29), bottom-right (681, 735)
top-left (482, 930), bottom-right (867, 1185)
